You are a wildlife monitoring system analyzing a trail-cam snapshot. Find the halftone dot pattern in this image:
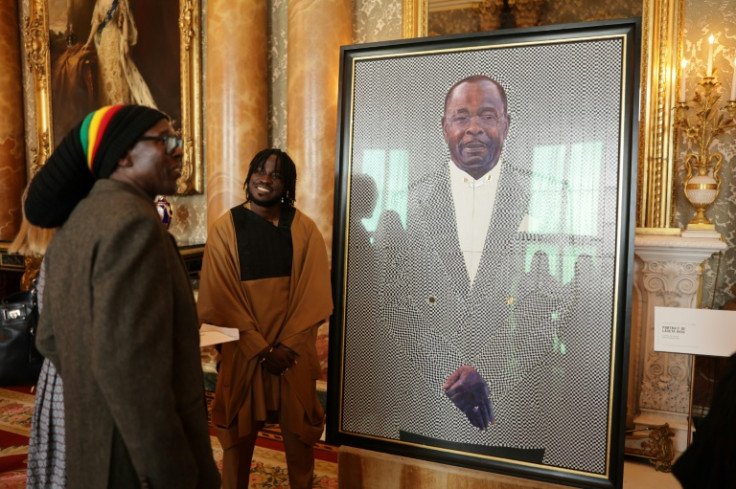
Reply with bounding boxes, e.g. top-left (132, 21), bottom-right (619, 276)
top-left (340, 37), bottom-right (625, 475)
